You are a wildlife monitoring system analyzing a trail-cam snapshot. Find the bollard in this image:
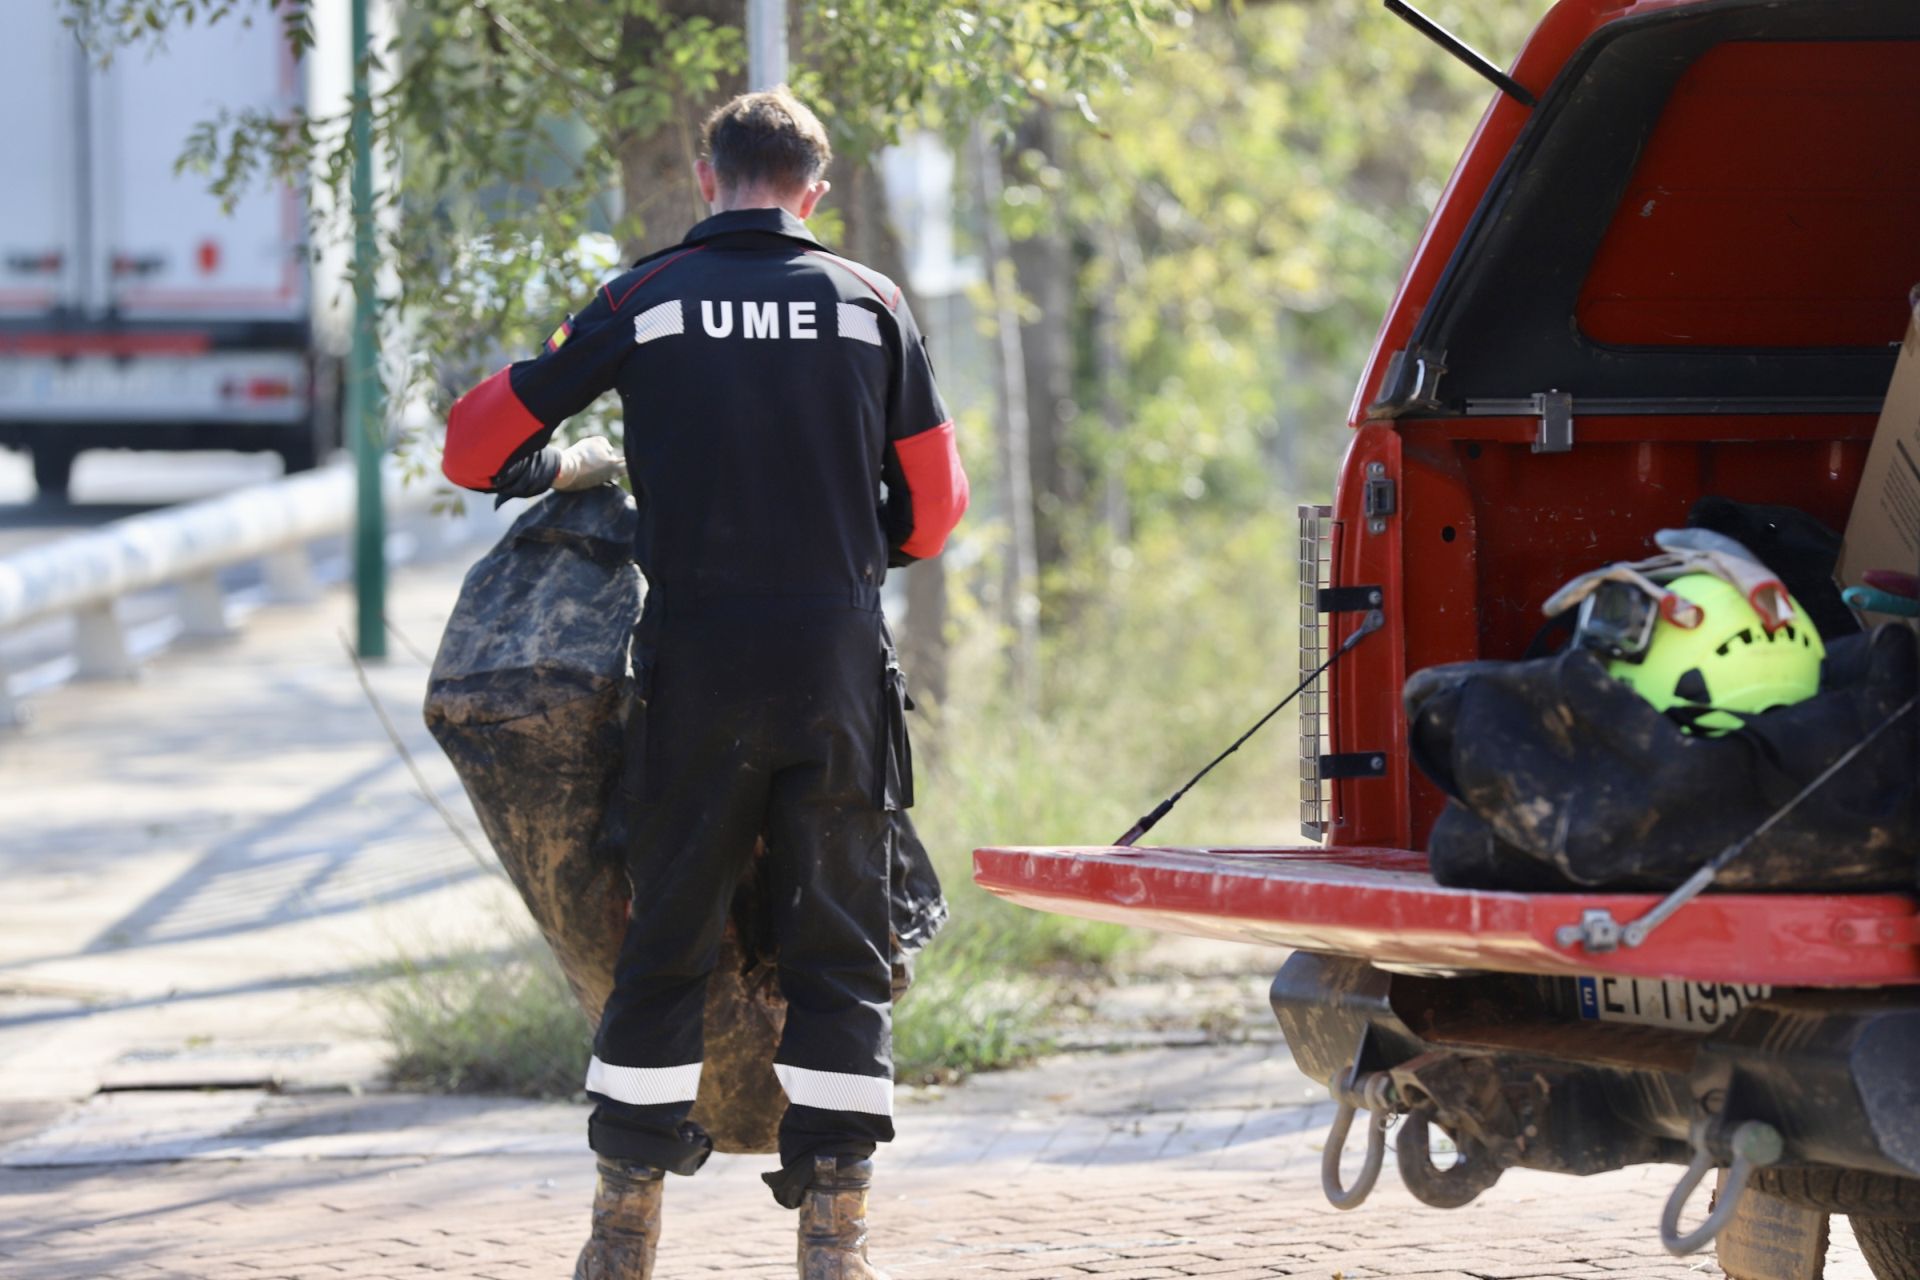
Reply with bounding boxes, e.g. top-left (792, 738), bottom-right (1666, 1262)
top-left (264, 547), bottom-right (320, 604)
top-left (73, 603), bottom-right (138, 681)
top-left (179, 573), bottom-right (238, 639)
top-left (0, 670), bottom-right (24, 728)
